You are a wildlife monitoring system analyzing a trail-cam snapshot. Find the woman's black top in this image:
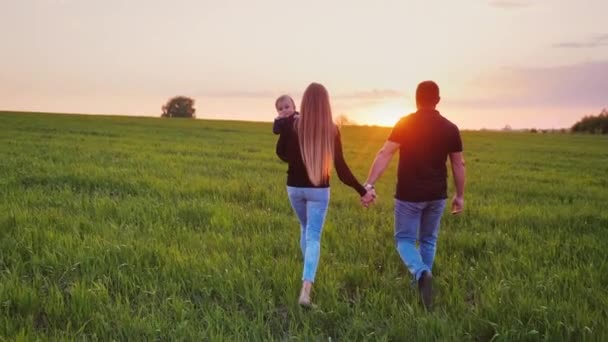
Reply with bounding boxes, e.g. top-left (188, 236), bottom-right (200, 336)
top-left (274, 116), bottom-right (366, 196)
